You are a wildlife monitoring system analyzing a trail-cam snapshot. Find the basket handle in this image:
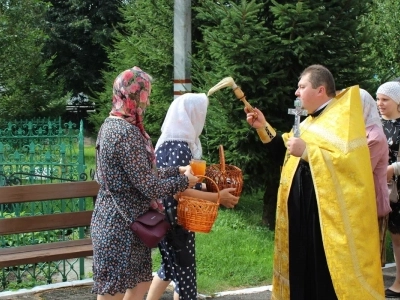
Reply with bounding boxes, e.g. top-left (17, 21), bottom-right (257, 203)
top-left (219, 145), bottom-right (226, 173)
top-left (186, 175), bottom-right (221, 205)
